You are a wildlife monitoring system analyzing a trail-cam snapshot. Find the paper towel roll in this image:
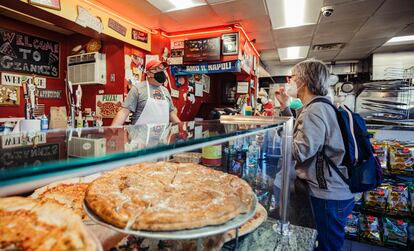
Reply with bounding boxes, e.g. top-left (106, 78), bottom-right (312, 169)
top-left (20, 119), bottom-right (41, 132)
